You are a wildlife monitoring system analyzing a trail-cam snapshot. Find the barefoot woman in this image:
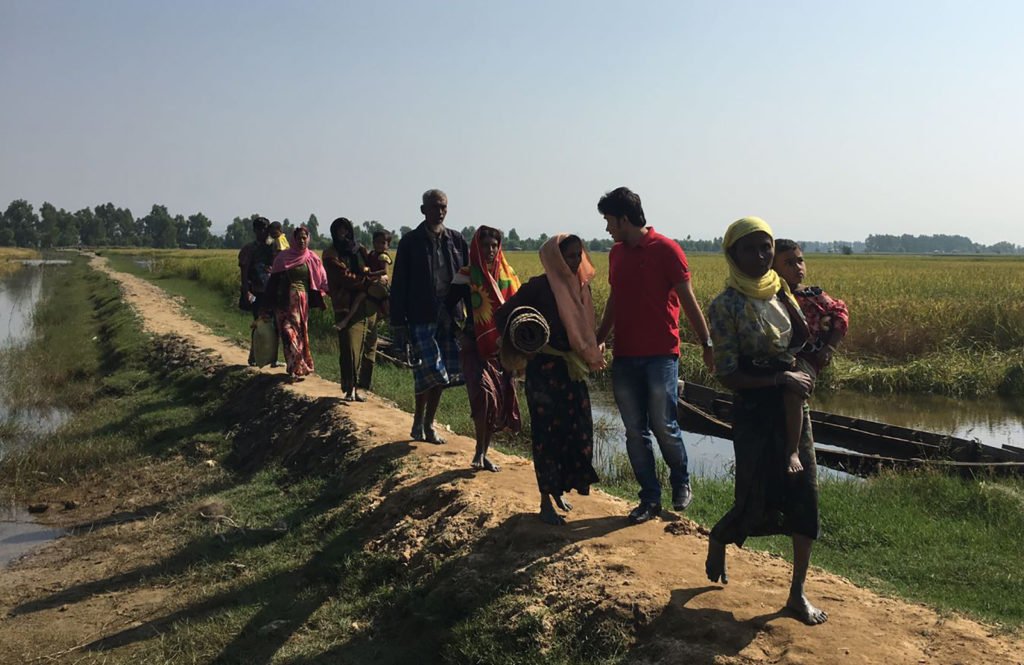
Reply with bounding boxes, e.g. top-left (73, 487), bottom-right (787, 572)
top-left (705, 217), bottom-right (827, 625)
top-left (495, 235), bottom-right (604, 525)
top-left (451, 226), bottom-right (522, 472)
